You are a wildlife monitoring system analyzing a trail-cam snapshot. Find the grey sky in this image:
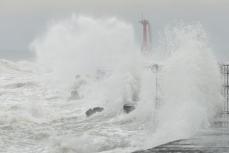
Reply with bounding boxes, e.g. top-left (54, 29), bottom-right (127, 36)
top-left (0, 0), bottom-right (229, 61)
